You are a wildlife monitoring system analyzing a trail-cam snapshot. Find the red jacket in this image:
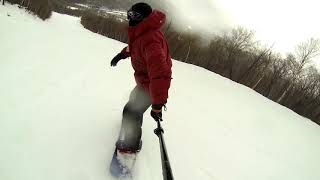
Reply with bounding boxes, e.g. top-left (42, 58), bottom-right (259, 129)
top-left (122, 10), bottom-right (172, 105)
